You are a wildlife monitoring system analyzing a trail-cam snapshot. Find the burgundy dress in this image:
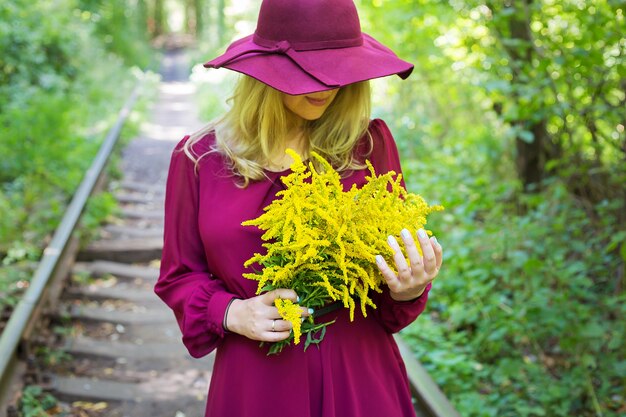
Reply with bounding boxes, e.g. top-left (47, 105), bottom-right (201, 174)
top-left (155, 118), bottom-right (431, 417)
